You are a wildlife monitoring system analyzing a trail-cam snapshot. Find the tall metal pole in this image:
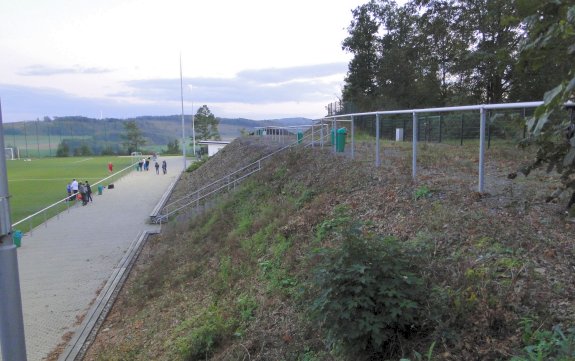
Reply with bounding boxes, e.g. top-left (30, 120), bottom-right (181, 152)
top-left (191, 101), bottom-right (196, 159)
top-left (0, 99), bottom-right (28, 361)
top-left (180, 55), bottom-right (186, 171)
